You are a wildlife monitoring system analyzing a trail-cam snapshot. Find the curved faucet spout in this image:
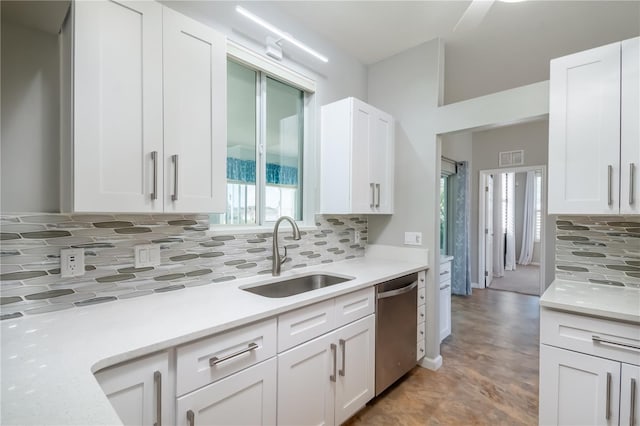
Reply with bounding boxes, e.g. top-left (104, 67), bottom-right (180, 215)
top-left (272, 216), bottom-right (302, 276)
